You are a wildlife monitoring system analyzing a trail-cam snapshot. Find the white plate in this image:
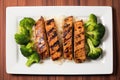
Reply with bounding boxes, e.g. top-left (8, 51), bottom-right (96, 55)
top-left (6, 6), bottom-right (113, 75)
